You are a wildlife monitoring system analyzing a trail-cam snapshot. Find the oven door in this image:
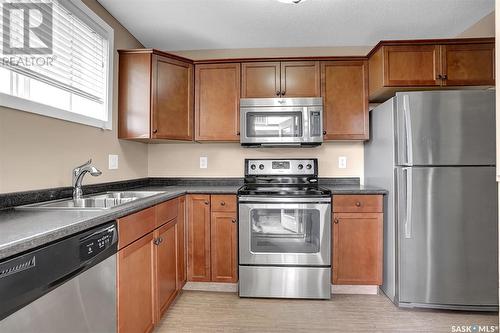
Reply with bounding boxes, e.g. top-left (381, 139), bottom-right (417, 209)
top-left (238, 198), bottom-right (331, 266)
top-left (240, 106), bottom-right (323, 145)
